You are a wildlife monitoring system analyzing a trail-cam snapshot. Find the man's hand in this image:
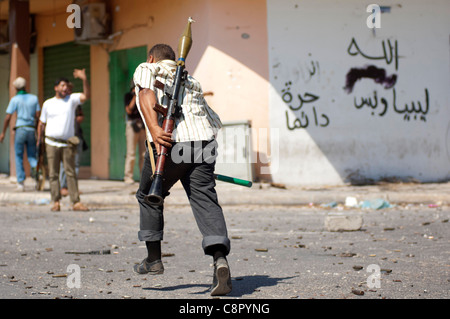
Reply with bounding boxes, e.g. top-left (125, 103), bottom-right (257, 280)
top-left (73, 68), bottom-right (87, 81)
top-left (138, 87), bottom-right (173, 155)
top-left (150, 125), bottom-right (172, 155)
top-left (74, 68), bottom-right (90, 103)
top-left (0, 114), bottom-right (12, 143)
